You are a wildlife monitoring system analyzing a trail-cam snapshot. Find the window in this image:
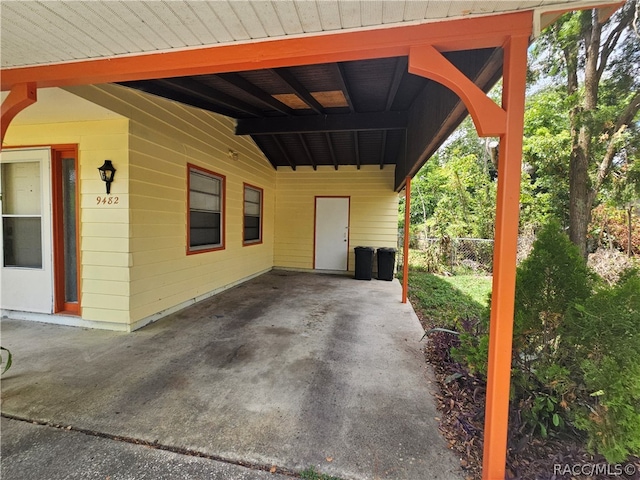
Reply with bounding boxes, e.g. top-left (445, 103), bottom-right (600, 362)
top-left (2, 161), bottom-right (43, 268)
top-left (188, 165), bottom-right (225, 253)
top-left (243, 184), bottom-right (262, 245)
